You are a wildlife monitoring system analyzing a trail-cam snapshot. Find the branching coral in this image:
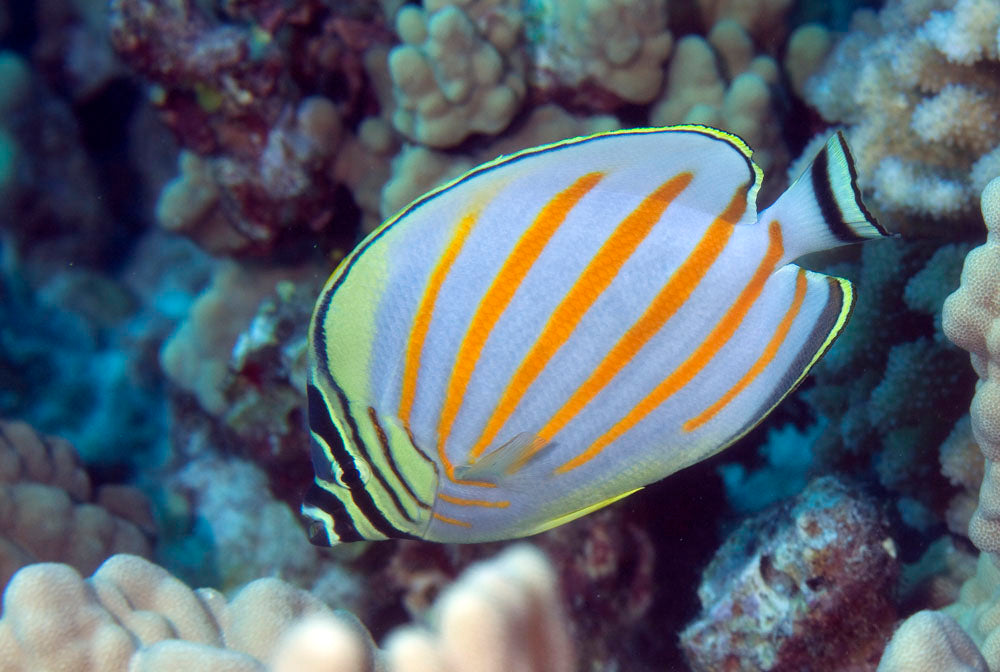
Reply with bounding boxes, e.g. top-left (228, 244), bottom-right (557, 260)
top-left (804, 0), bottom-right (1000, 228)
top-left (799, 237), bottom-right (974, 533)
